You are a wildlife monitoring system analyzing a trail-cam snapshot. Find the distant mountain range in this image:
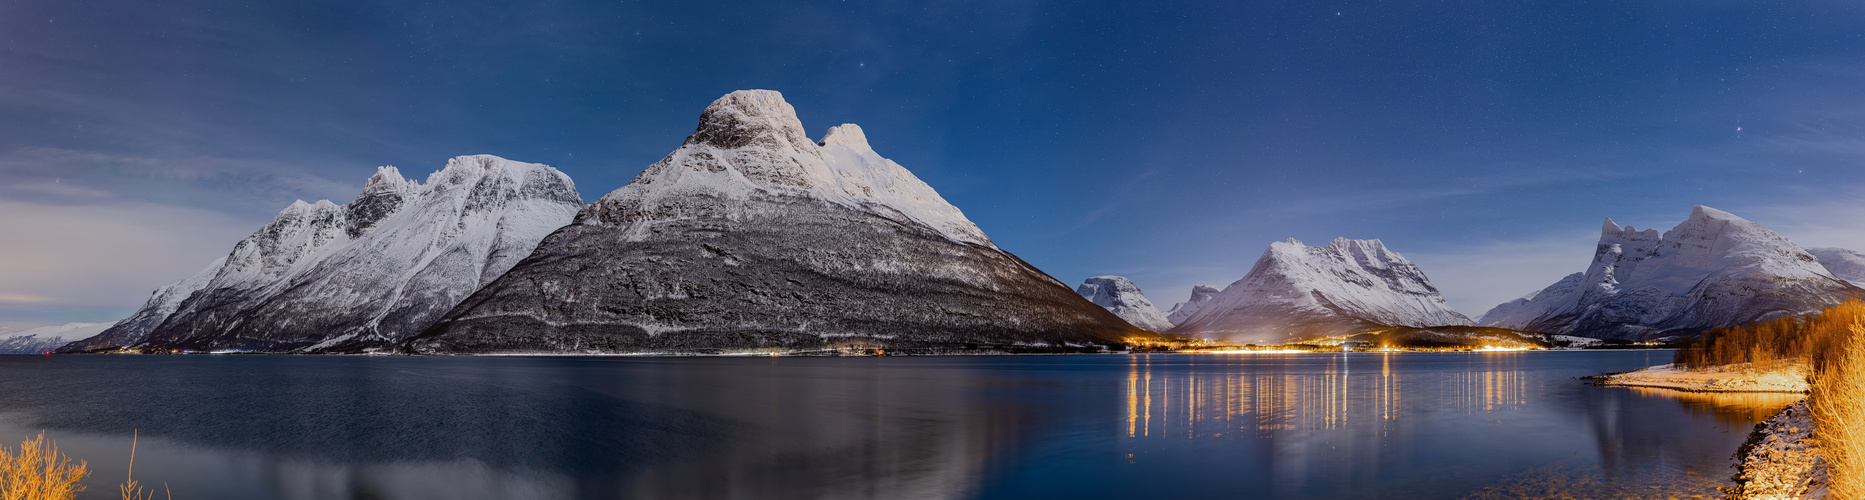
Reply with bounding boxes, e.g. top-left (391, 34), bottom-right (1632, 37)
top-left (34, 91), bottom-right (1865, 353)
top-left (1, 322), bottom-right (116, 354)
top-left (1071, 207), bottom-right (1865, 344)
